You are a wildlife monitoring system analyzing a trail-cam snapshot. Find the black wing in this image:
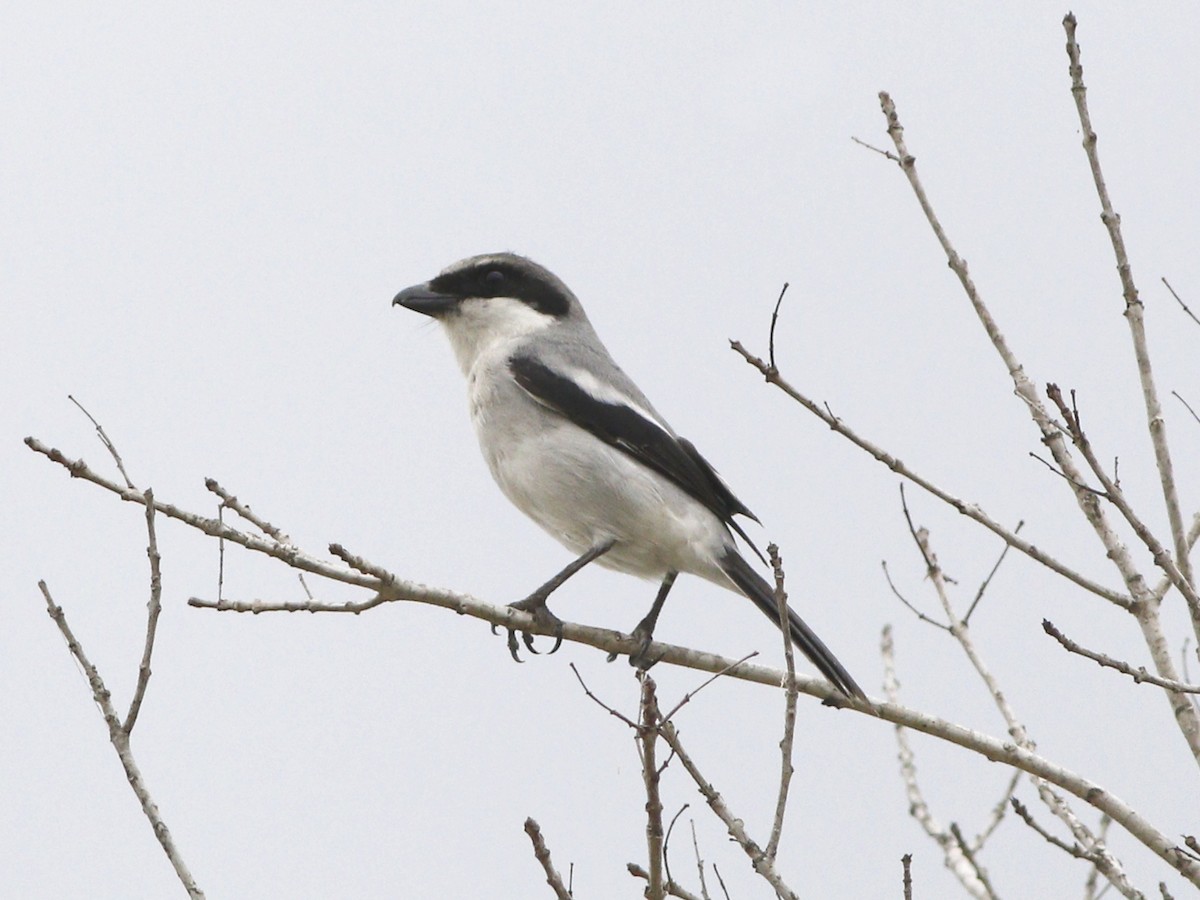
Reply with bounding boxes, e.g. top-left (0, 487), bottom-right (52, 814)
top-left (509, 354), bottom-right (763, 558)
